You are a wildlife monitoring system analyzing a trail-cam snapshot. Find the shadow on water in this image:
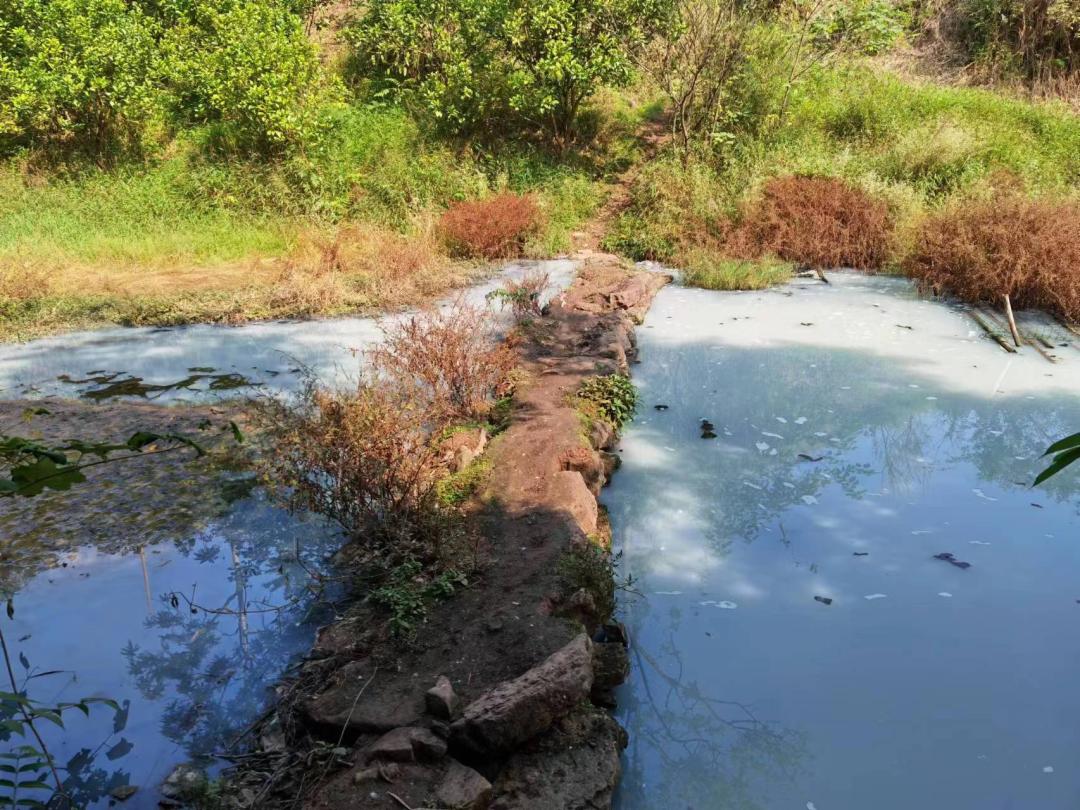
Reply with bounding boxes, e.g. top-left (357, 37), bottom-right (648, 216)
top-left (607, 311), bottom-right (1080, 809)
